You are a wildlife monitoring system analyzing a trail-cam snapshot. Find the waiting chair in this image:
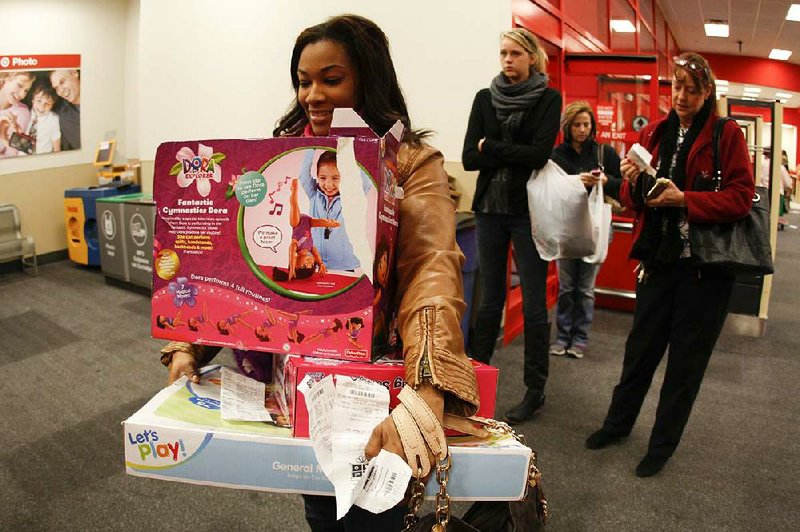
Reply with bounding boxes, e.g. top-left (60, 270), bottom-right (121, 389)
top-left (0, 203), bottom-right (38, 275)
